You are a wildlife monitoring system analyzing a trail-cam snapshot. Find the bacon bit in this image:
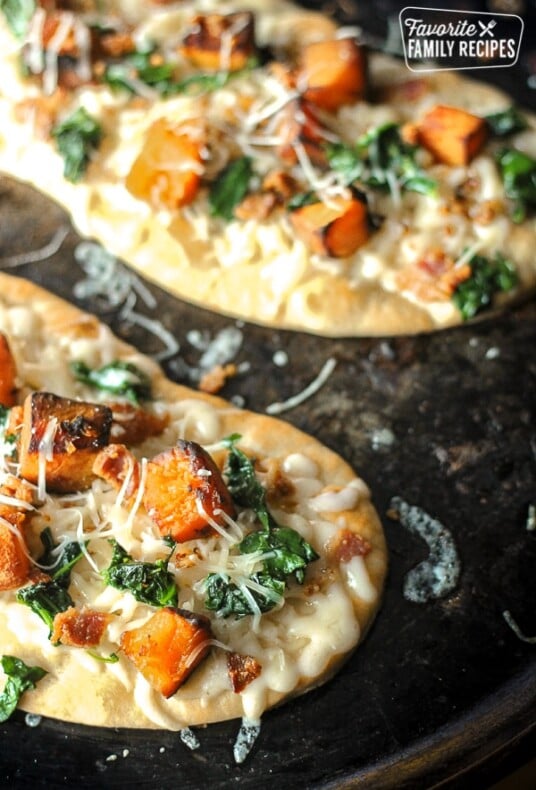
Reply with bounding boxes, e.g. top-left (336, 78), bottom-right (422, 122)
top-left (0, 524), bottom-right (30, 591)
top-left (400, 122), bottom-right (420, 146)
top-left (268, 61), bottom-right (296, 91)
top-left (98, 31), bottom-right (136, 59)
top-left (329, 529), bottom-right (371, 564)
top-left (277, 99), bottom-right (331, 168)
top-left (6, 405), bottom-right (23, 440)
top-left (41, 12), bottom-right (80, 58)
top-left (14, 89), bottom-right (68, 138)
top-left (173, 545), bottom-right (202, 569)
top-left (262, 170), bottom-right (300, 202)
top-left (110, 402), bottom-right (169, 445)
top-left (382, 78), bottom-right (430, 103)
top-left (0, 333), bottom-right (18, 408)
top-left (256, 458), bottom-right (296, 507)
top-left (303, 566), bottom-right (336, 596)
top-left (198, 363), bottom-right (238, 394)
top-left (396, 249), bottom-right (472, 301)
top-left (470, 199), bottom-right (504, 225)
top-left (234, 192), bottom-right (279, 222)
top-left (93, 443), bottom-right (140, 504)
top-left (51, 606), bottom-right (112, 647)
top-left (227, 652), bottom-right (262, 693)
